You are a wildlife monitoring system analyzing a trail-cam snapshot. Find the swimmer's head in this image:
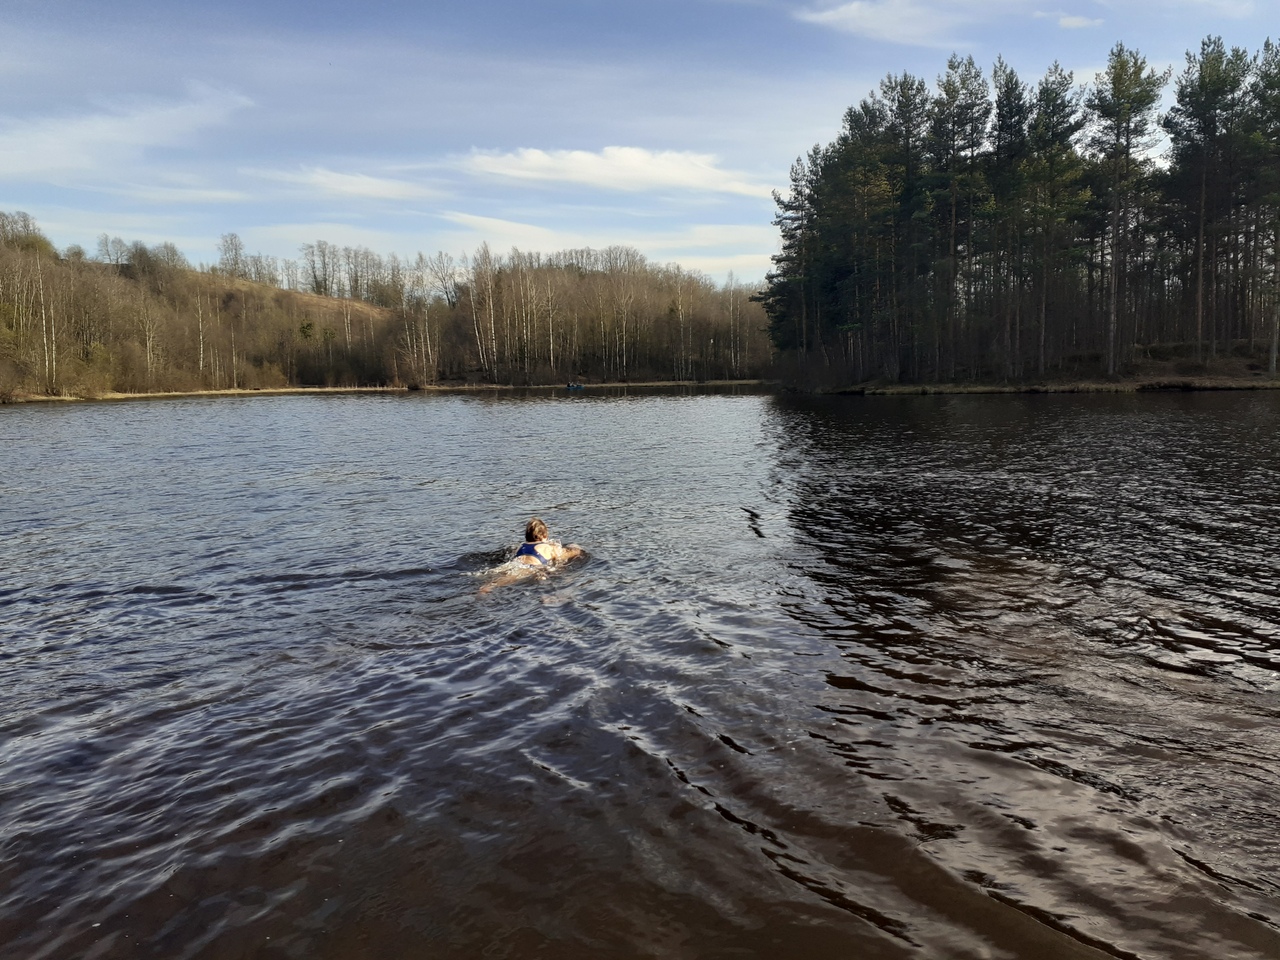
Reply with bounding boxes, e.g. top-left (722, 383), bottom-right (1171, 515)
top-left (525, 517), bottom-right (548, 543)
